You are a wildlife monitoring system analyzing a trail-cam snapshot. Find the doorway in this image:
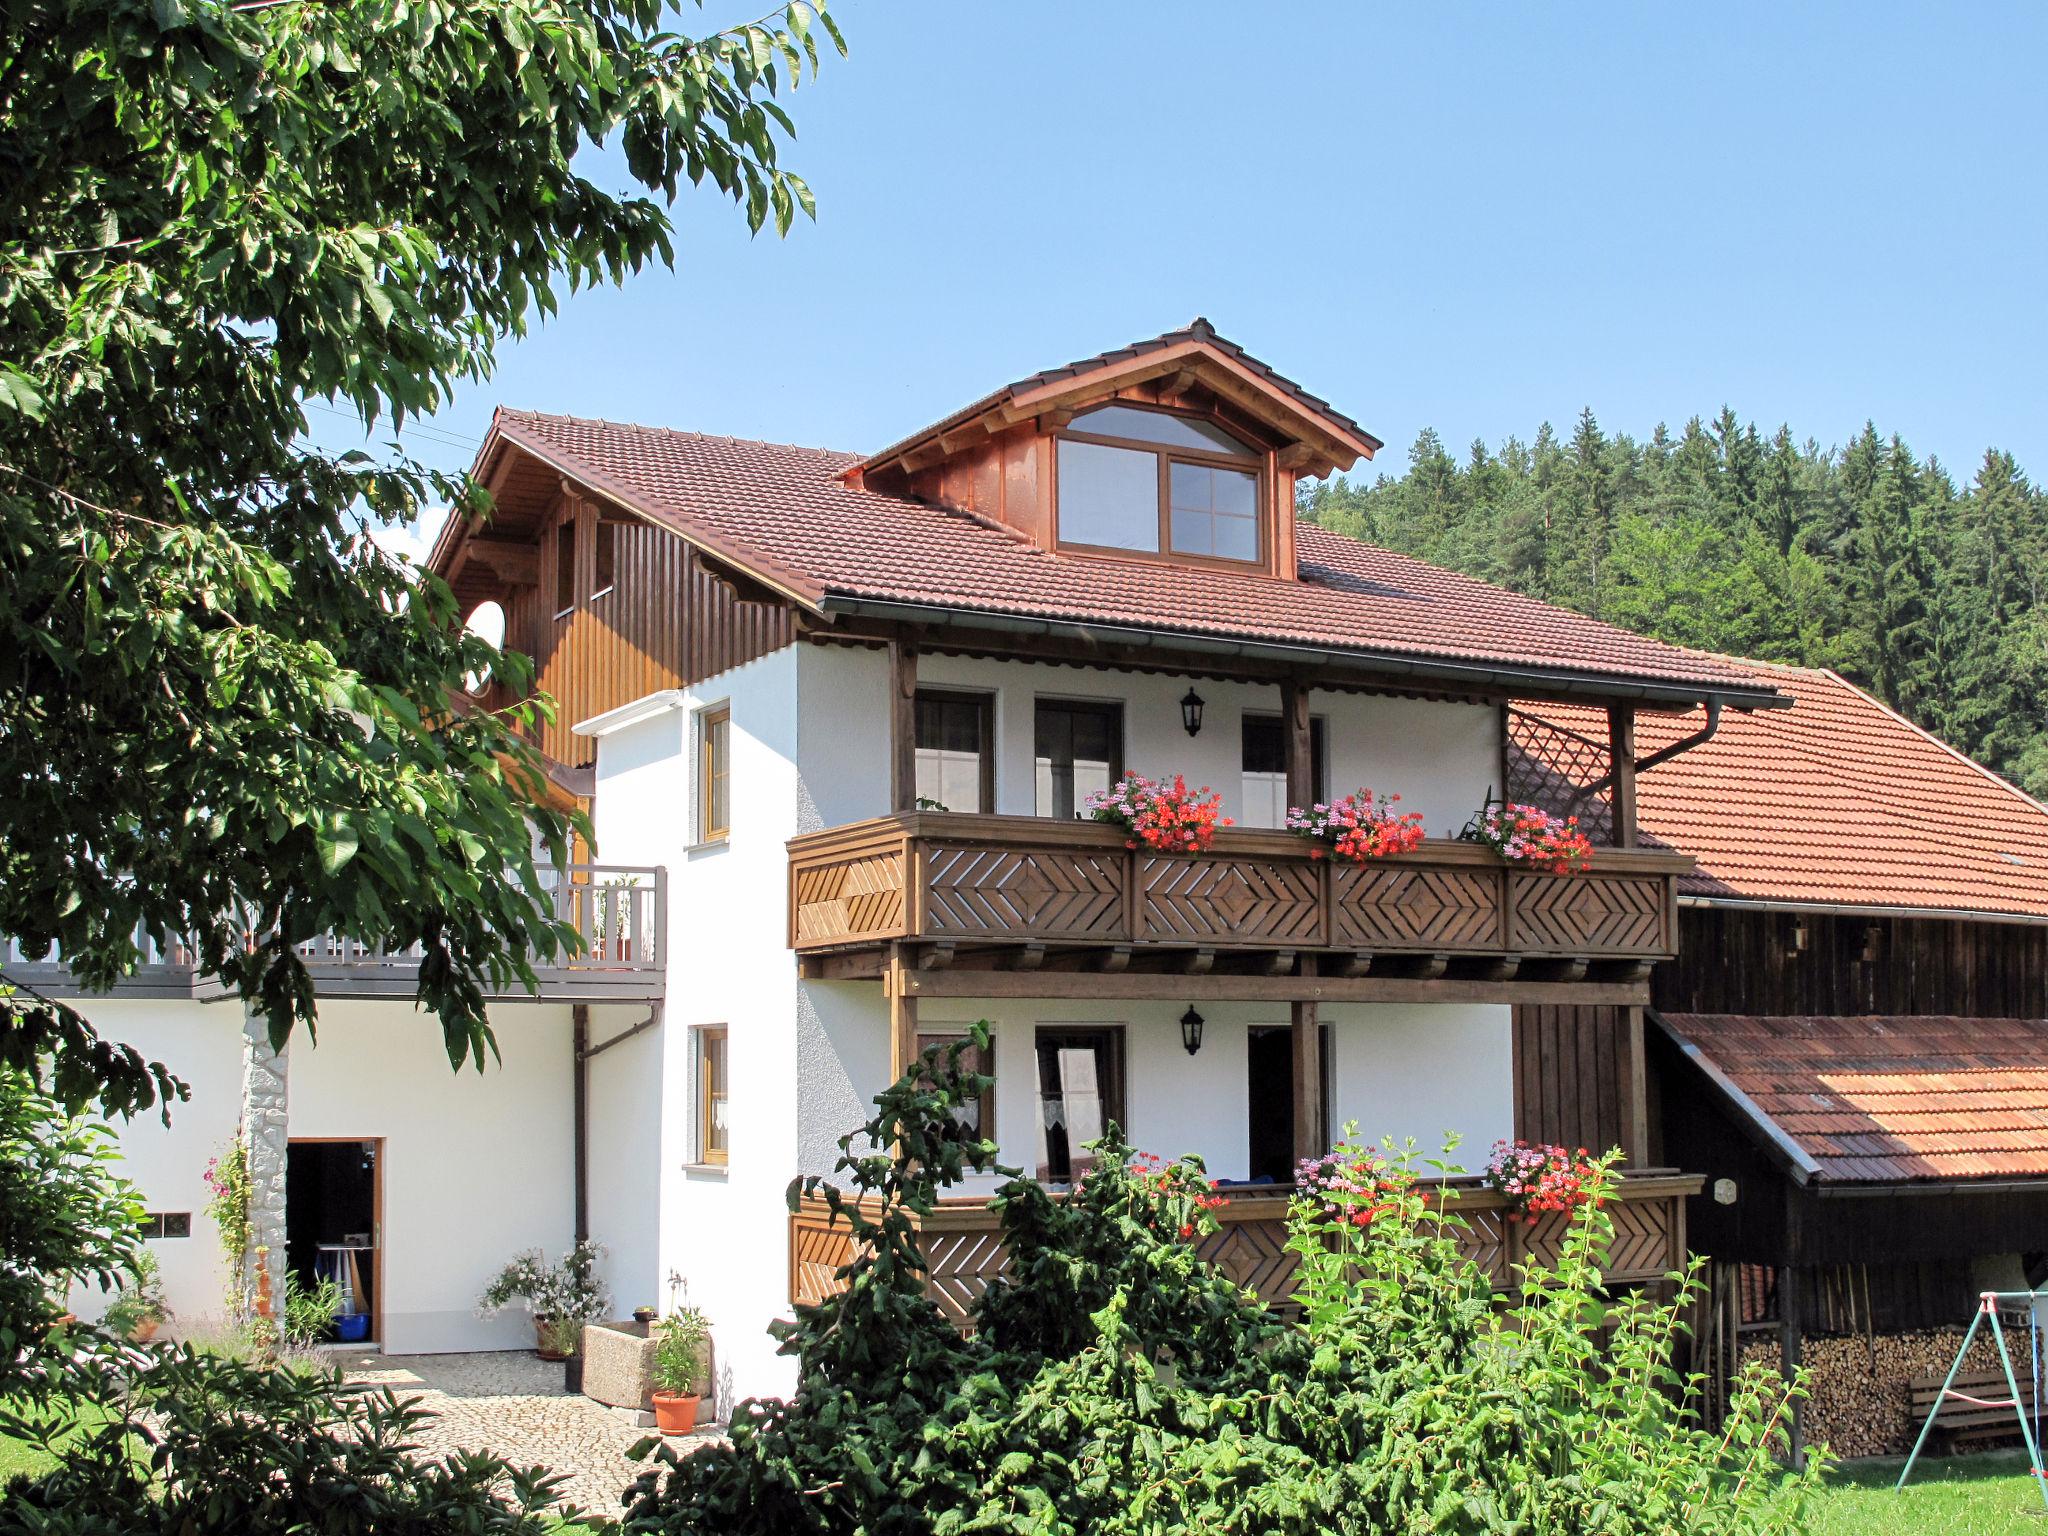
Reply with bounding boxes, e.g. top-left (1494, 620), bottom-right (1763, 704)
top-left (285, 1138), bottom-right (381, 1345)
top-left (1246, 1026), bottom-right (1332, 1184)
